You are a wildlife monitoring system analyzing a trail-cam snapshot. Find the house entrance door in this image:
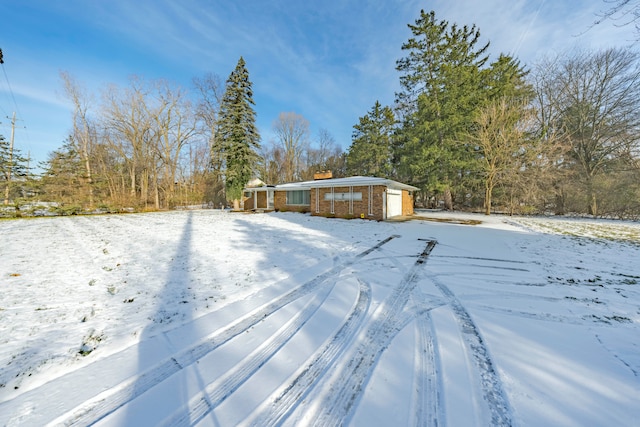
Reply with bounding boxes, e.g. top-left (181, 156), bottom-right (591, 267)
top-left (268, 190), bottom-right (274, 210)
